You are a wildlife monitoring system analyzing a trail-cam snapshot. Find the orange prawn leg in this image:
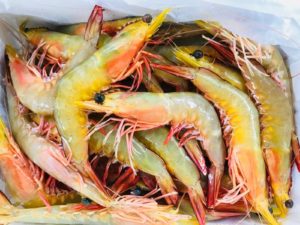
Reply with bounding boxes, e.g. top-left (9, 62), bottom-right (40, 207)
top-left (54, 10), bottom-right (169, 191)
